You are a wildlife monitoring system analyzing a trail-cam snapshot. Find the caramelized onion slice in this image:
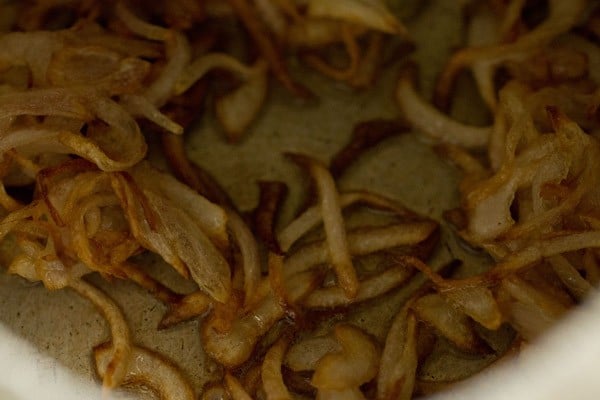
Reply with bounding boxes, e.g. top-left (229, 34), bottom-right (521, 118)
top-left (159, 291), bottom-right (212, 329)
top-left (94, 342), bottom-right (195, 400)
top-left (111, 171), bottom-right (231, 303)
top-left (226, 0), bottom-right (310, 97)
top-left (202, 270), bottom-right (321, 368)
top-left (436, 0), bottom-right (587, 111)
